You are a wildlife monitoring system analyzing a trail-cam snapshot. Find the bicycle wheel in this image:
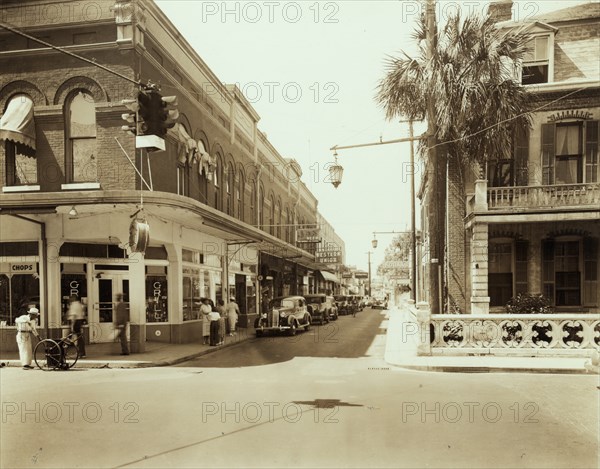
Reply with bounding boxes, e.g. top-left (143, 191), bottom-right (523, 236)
top-left (62, 342), bottom-right (79, 369)
top-left (34, 339), bottom-right (61, 371)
